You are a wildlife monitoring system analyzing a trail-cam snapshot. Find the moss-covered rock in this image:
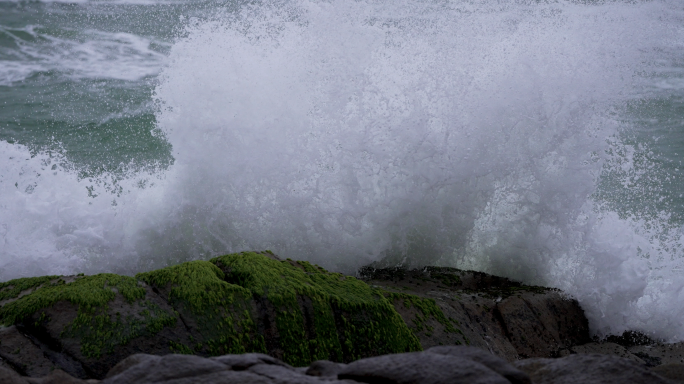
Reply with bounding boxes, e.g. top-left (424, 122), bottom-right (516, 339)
top-left (210, 252), bottom-right (421, 365)
top-left (0, 251), bottom-right (423, 378)
top-left (0, 273), bottom-right (185, 378)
